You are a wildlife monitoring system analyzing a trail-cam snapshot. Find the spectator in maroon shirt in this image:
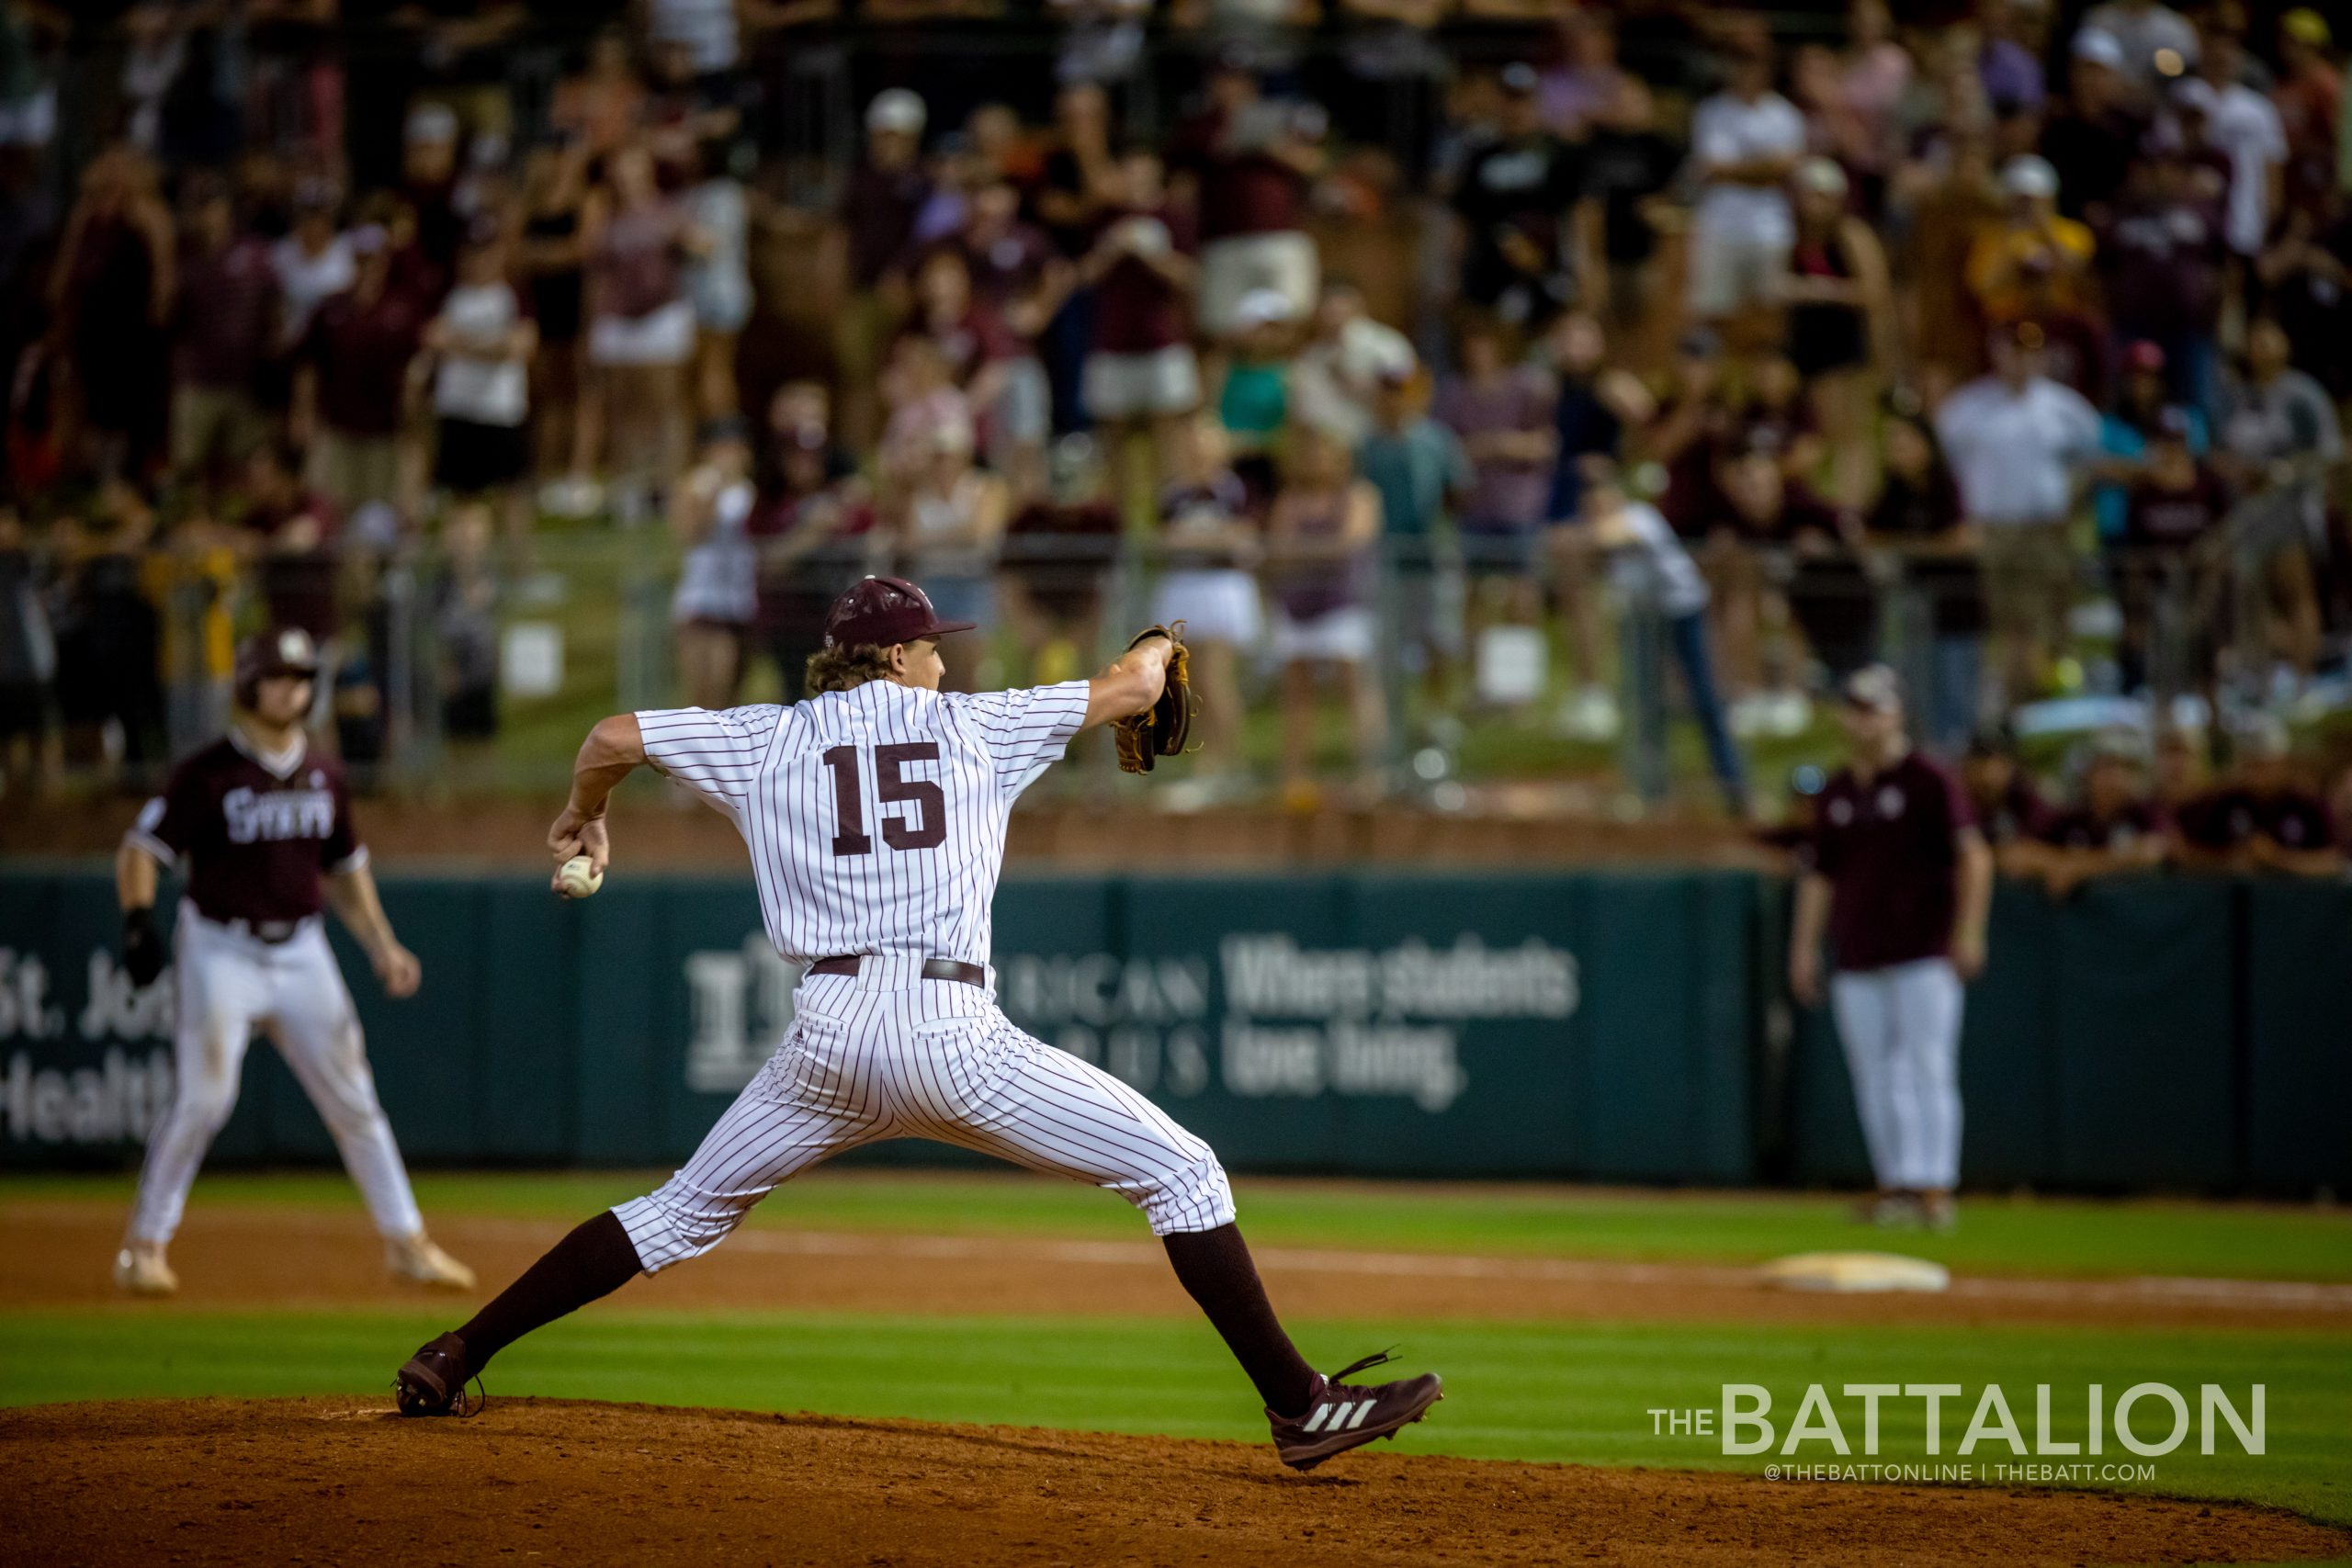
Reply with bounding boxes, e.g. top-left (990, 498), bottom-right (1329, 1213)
top-left (171, 178), bottom-right (280, 495)
top-left (2028, 732), bottom-right (2170, 896)
top-left (998, 434), bottom-right (1122, 691)
top-left (1079, 150), bottom-right (1201, 513)
top-left (1172, 56), bottom-right (1326, 342)
top-left (237, 440), bottom-right (340, 647)
top-left (2112, 407), bottom-right (2228, 697)
top-left (949, 180), bottom-right (1069, 497)
top-left (835, 89), bottom-right (936, 454)
top-left (1960, 726), bottom-right (2052, 865)
top-left (748, 382), bottom-right (875, 703)
top-left (905, 248), bottom-right (1037, 492)
top-left (292, 227), bottom-right (426, 522)
top-left (2097, 151), bottom-right (2227, 416)
top-left (1790, 665), bottom-right (1993, 1231)
top-left (2171, 716), bottom-right (2344, 876)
